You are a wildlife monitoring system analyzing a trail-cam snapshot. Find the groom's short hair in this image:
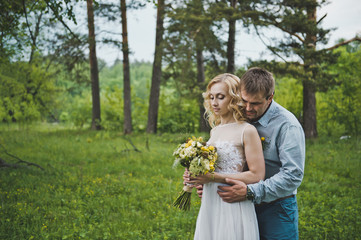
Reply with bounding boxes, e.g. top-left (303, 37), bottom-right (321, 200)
top-left (240, 67), bottom-right (275, 99)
